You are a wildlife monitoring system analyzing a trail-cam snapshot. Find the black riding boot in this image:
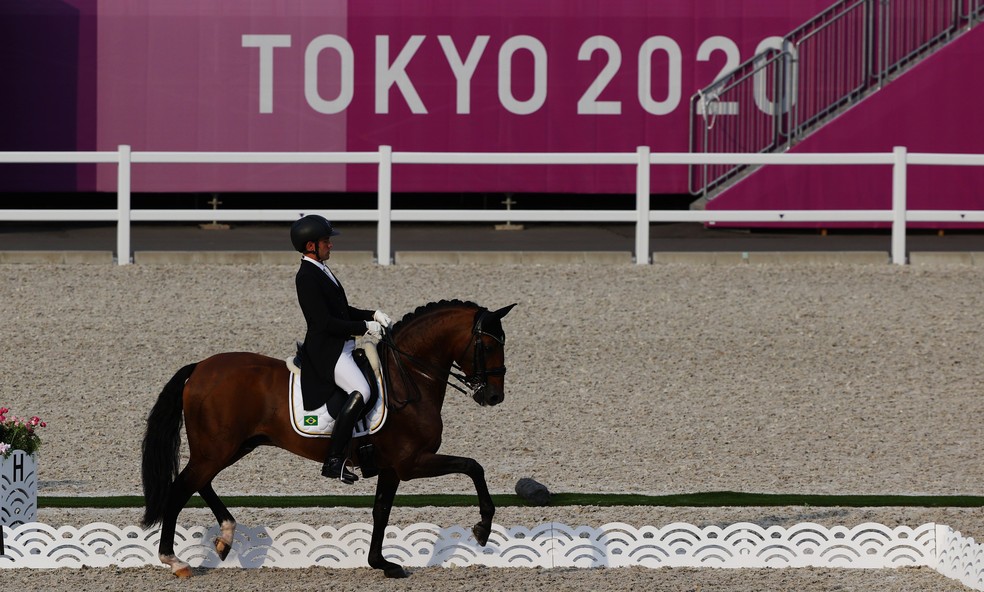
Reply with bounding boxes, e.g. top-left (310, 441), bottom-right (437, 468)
top-left (321, 391), bottom-right (365, 484)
